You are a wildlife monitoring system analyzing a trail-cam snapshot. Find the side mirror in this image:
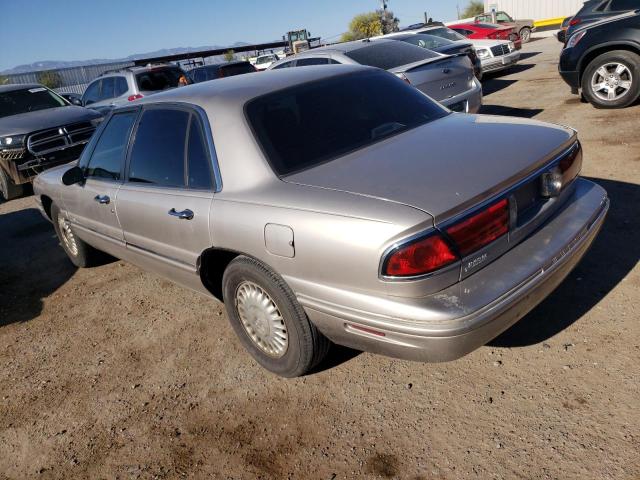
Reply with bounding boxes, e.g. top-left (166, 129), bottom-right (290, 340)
top-left (61, 93), bottom-right (84, 106)
top-left (62, 166), bottom-right (84, 186)
top-left (71, 97), bottom-right (83, 106)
